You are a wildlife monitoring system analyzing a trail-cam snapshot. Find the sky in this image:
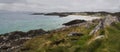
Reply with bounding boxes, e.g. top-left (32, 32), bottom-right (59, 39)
top-left (0, 0), bottom-right (120, 12)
